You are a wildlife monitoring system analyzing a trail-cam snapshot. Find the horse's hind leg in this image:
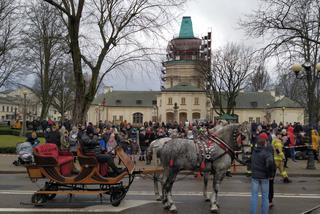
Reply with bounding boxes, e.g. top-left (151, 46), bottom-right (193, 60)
top-left (210, 173), bottom-right (224, 213)
top-left (162, 168), bottom-right (178, 212)
top-left (203, 171), bottom-right (210, 201)
top-left (153, 173), bottom-right (162, 201)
